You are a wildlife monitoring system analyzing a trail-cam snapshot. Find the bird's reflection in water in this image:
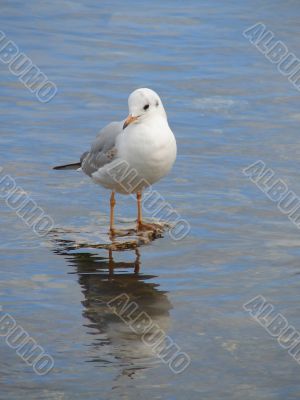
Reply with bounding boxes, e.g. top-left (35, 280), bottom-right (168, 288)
top-left (53, 240), bottom-right (172, 379)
